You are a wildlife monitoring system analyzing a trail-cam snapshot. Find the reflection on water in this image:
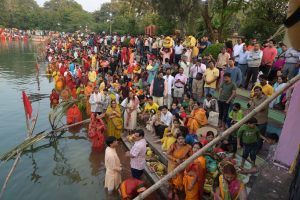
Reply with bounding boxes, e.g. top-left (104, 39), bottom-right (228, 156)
top-left (0, 41), bottom-right (159, 200)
